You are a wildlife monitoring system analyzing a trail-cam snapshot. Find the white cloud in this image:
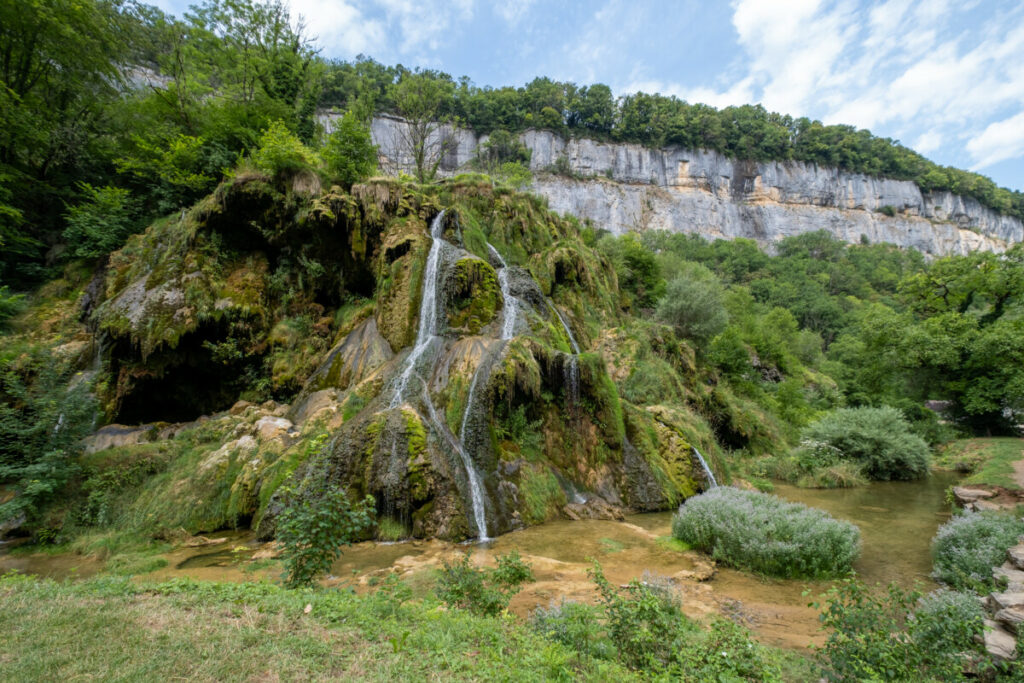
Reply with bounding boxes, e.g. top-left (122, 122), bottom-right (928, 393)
top-left (664, 0), bottom-right (1024, 170)
top-left (494, 0), bottom-right (536, 26)
top-left (914, 131), bottom-right (943, 154)
top-left (967, 111), bottom-right (1024, 169)
top-left (376, 0), bottom-right (475, 54)
top-left (288, 0), bottom-right (386, 57)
